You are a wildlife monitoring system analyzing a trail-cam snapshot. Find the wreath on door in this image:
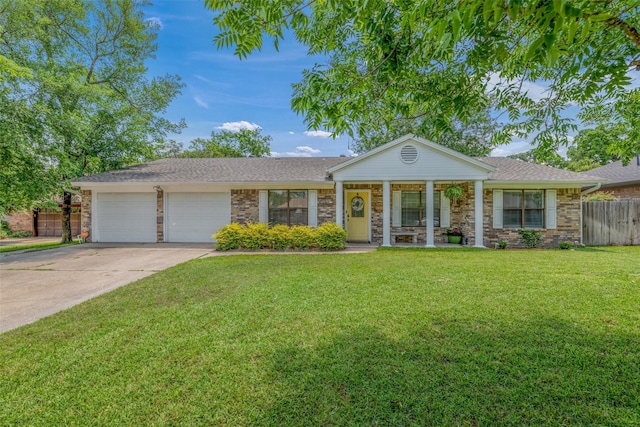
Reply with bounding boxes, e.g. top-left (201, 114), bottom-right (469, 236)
top-left (351, 194), bottom-right (364, 217)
